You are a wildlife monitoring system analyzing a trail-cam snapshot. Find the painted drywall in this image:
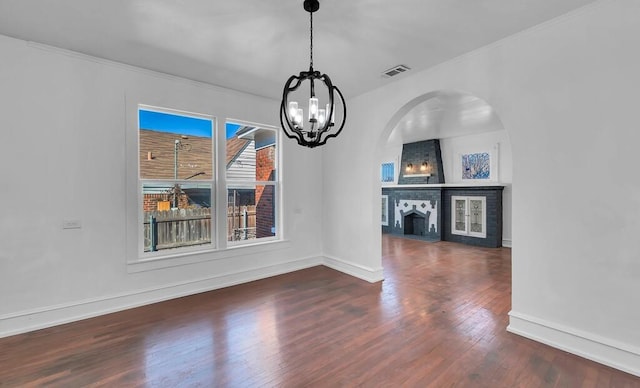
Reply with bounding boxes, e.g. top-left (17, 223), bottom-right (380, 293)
top-left (324, 0), bottom-right (639, 375)
top-left (0, 35), bottom-right (325, 336)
